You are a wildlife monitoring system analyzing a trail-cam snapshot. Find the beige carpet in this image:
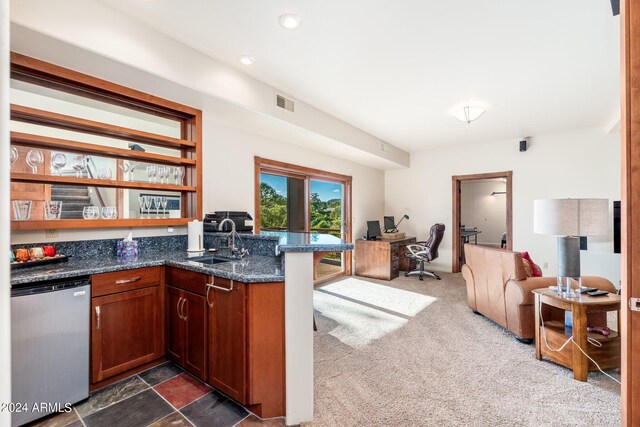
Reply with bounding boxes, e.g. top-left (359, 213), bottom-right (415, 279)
top-left (308, 273), bottom-right (620, 427)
